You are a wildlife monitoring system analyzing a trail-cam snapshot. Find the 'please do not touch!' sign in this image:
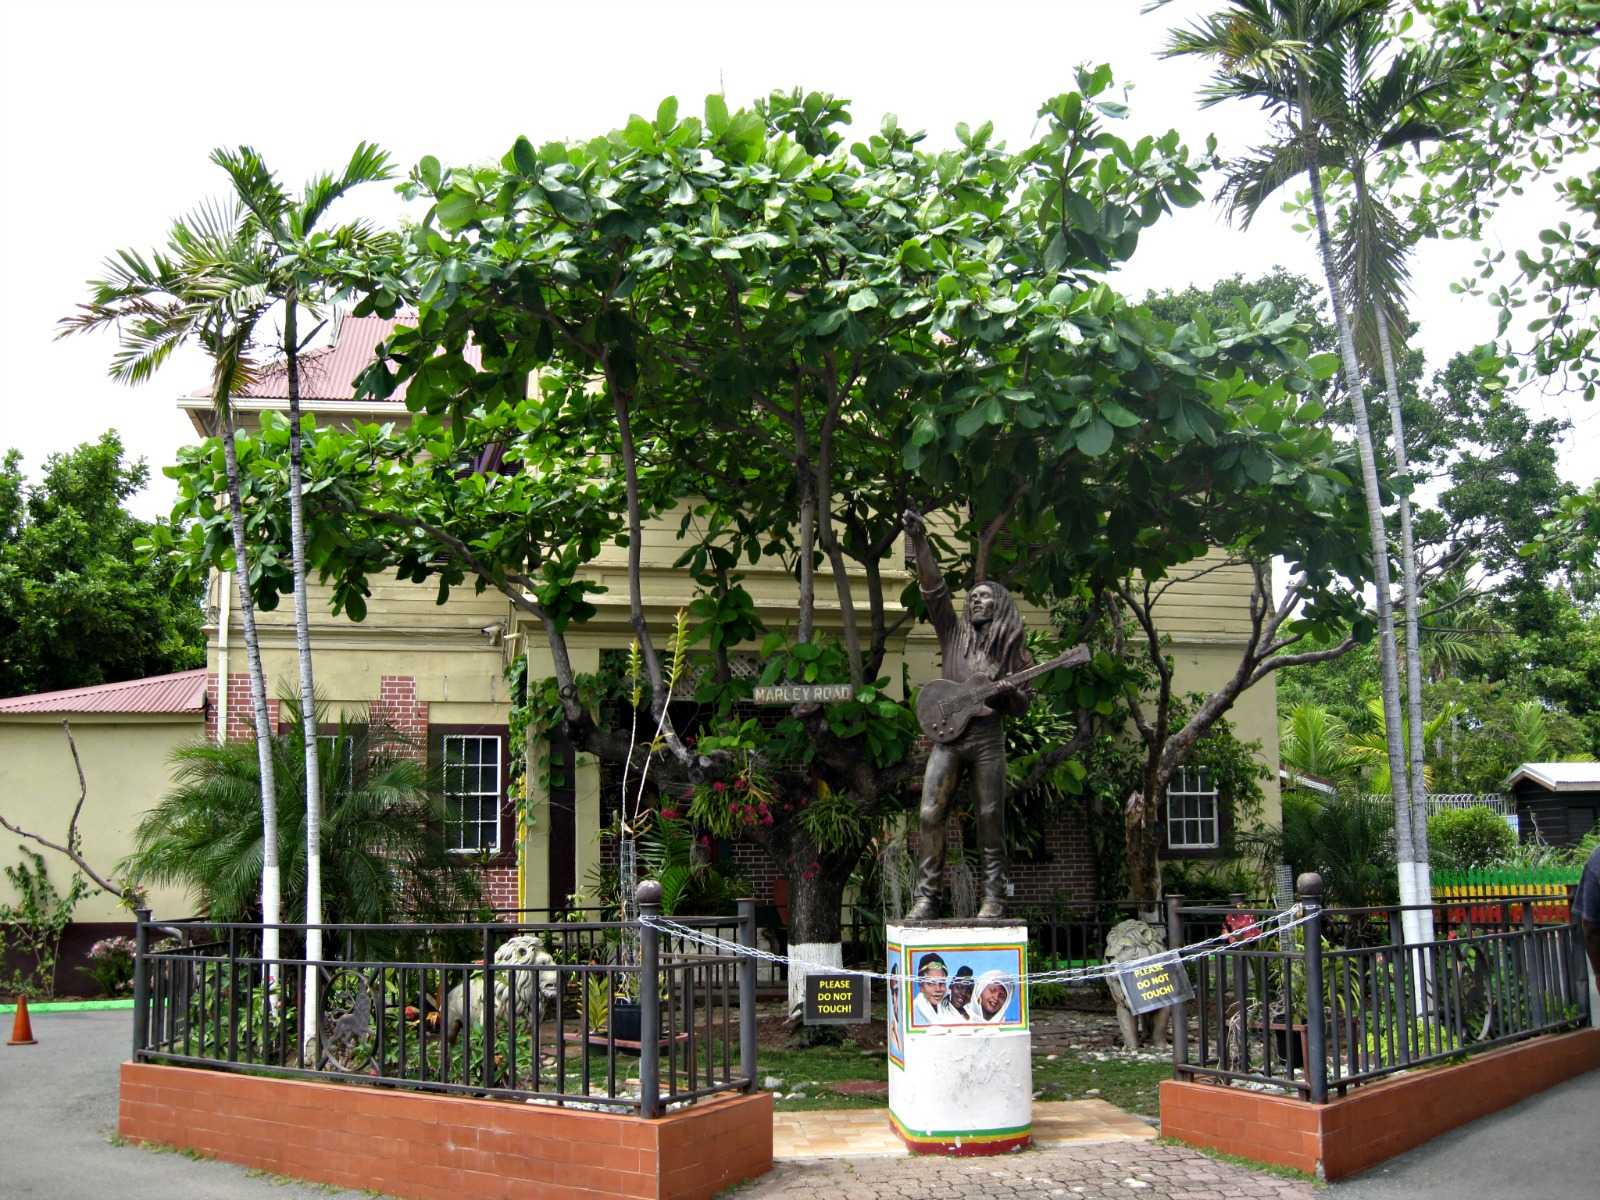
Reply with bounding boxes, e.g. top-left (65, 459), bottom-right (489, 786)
top-left (803, 972), bottom-right (870, 1024)
top-left (1115, 953), bottom-right (1194, 1015)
